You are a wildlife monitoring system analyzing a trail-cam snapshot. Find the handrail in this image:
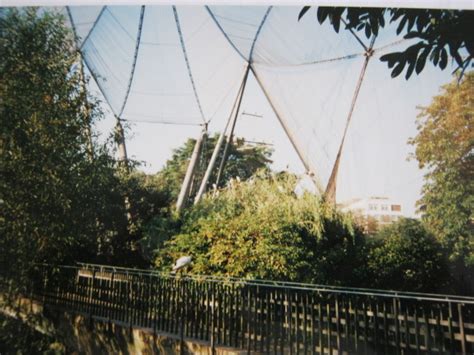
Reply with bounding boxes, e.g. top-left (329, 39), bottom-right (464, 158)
top-left (33, 262), bottom-right (474, 354)
top-left (47, 262), bottom-right (474, 303)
